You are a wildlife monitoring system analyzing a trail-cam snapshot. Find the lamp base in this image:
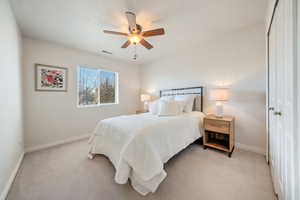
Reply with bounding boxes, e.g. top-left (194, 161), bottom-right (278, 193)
top-left (143, 102), bottom-right (149, 112)
top-left (215, 101), bottom-right (224, 118)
